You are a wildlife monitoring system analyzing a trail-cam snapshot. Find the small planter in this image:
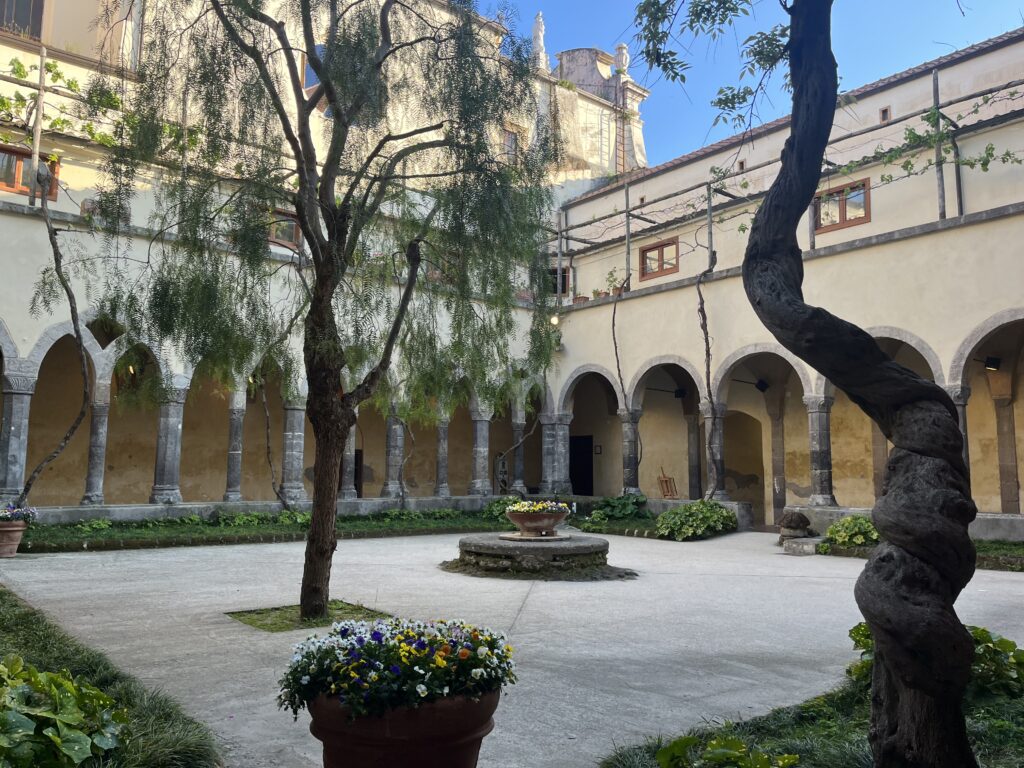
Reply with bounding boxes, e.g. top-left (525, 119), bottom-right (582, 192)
top-left (572, 295), bottom-right (589, 305)
top-left (610, 287), bottom-right (624, 297)
top-left (309, 691), bottom-right (500, 768)
top-left (506, 509), bottom-right (568, 538)
top-left (0, 520), bottom-right (27, 558)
